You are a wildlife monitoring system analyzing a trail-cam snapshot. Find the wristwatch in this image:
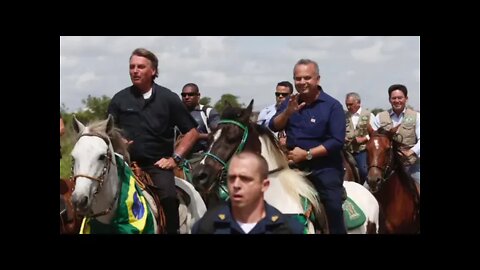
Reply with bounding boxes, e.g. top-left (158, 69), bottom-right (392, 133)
top-left (306, 149), bottom-right (313, 160)
top-left (172, 153), bottom-right (183, 165)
